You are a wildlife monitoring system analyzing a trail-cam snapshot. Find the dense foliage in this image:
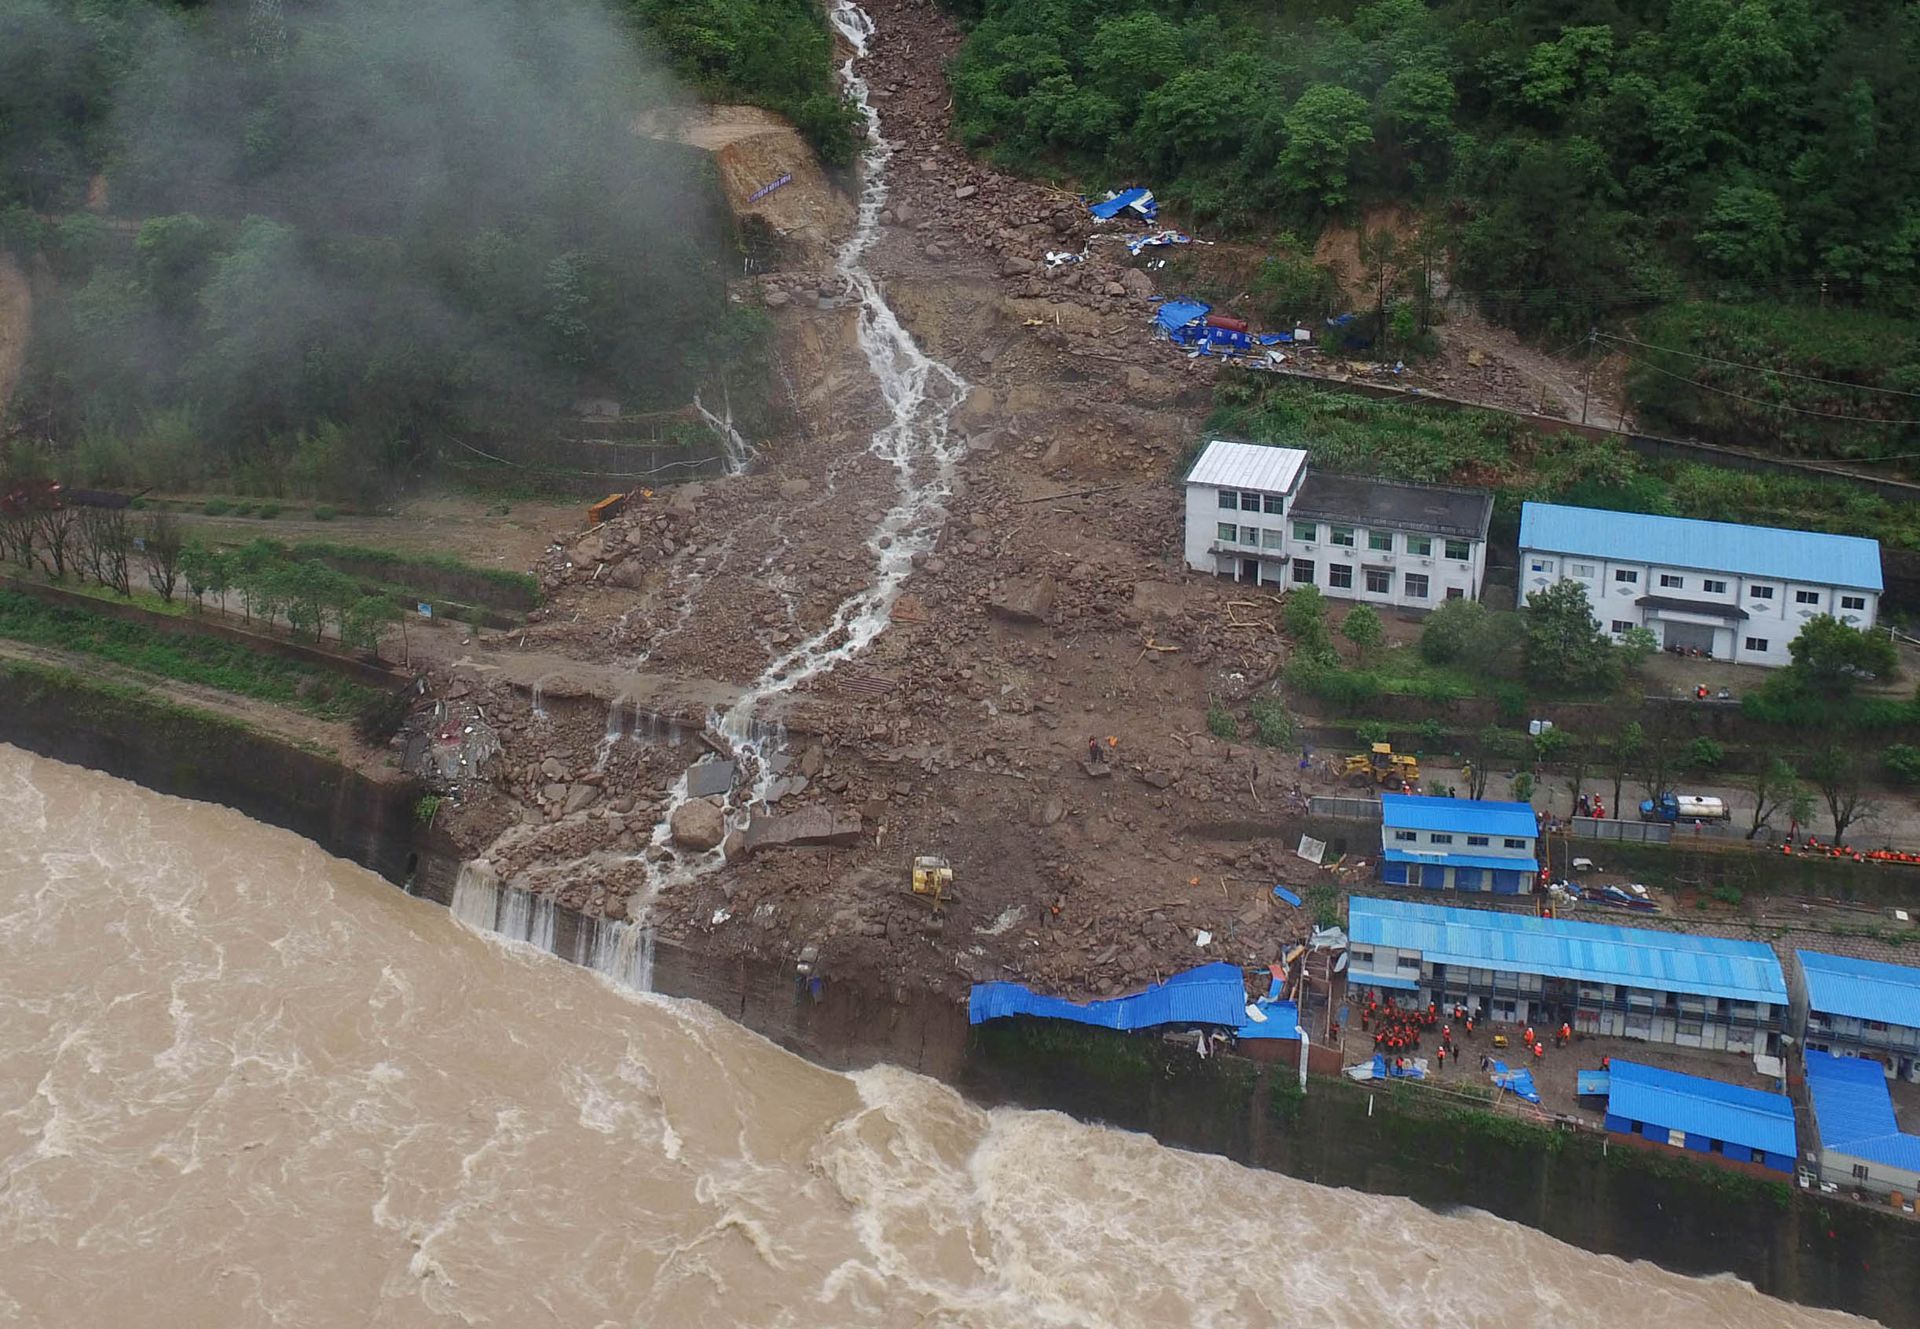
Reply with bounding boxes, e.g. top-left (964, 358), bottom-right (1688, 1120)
top-left (0, 0), bottom-right (789, 500)
top-left (945, 0), bottom-right (1920, 338)
top-left (1209, 376), bottom-right (1920, 552)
